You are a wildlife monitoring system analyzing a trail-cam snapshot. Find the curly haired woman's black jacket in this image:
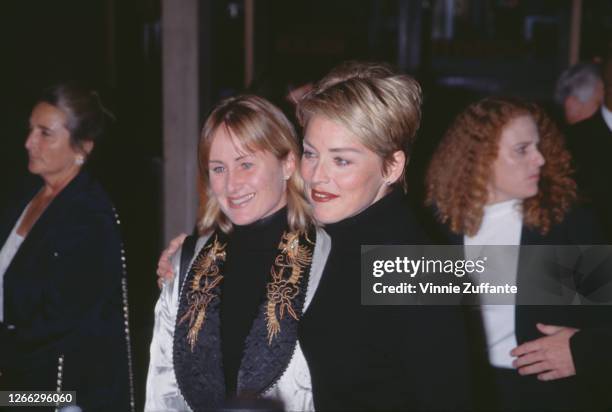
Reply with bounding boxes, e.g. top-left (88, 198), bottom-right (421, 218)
top-left (441, 206), bottom-right (612, 412)
top-left (0, 171), bottom-right (130, 412)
